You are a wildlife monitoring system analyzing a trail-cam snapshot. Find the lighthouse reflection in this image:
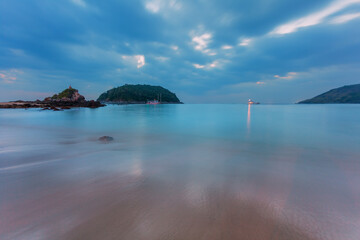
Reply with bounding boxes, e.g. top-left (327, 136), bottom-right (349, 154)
top-left (247, 104), bottom-right (251, 132)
